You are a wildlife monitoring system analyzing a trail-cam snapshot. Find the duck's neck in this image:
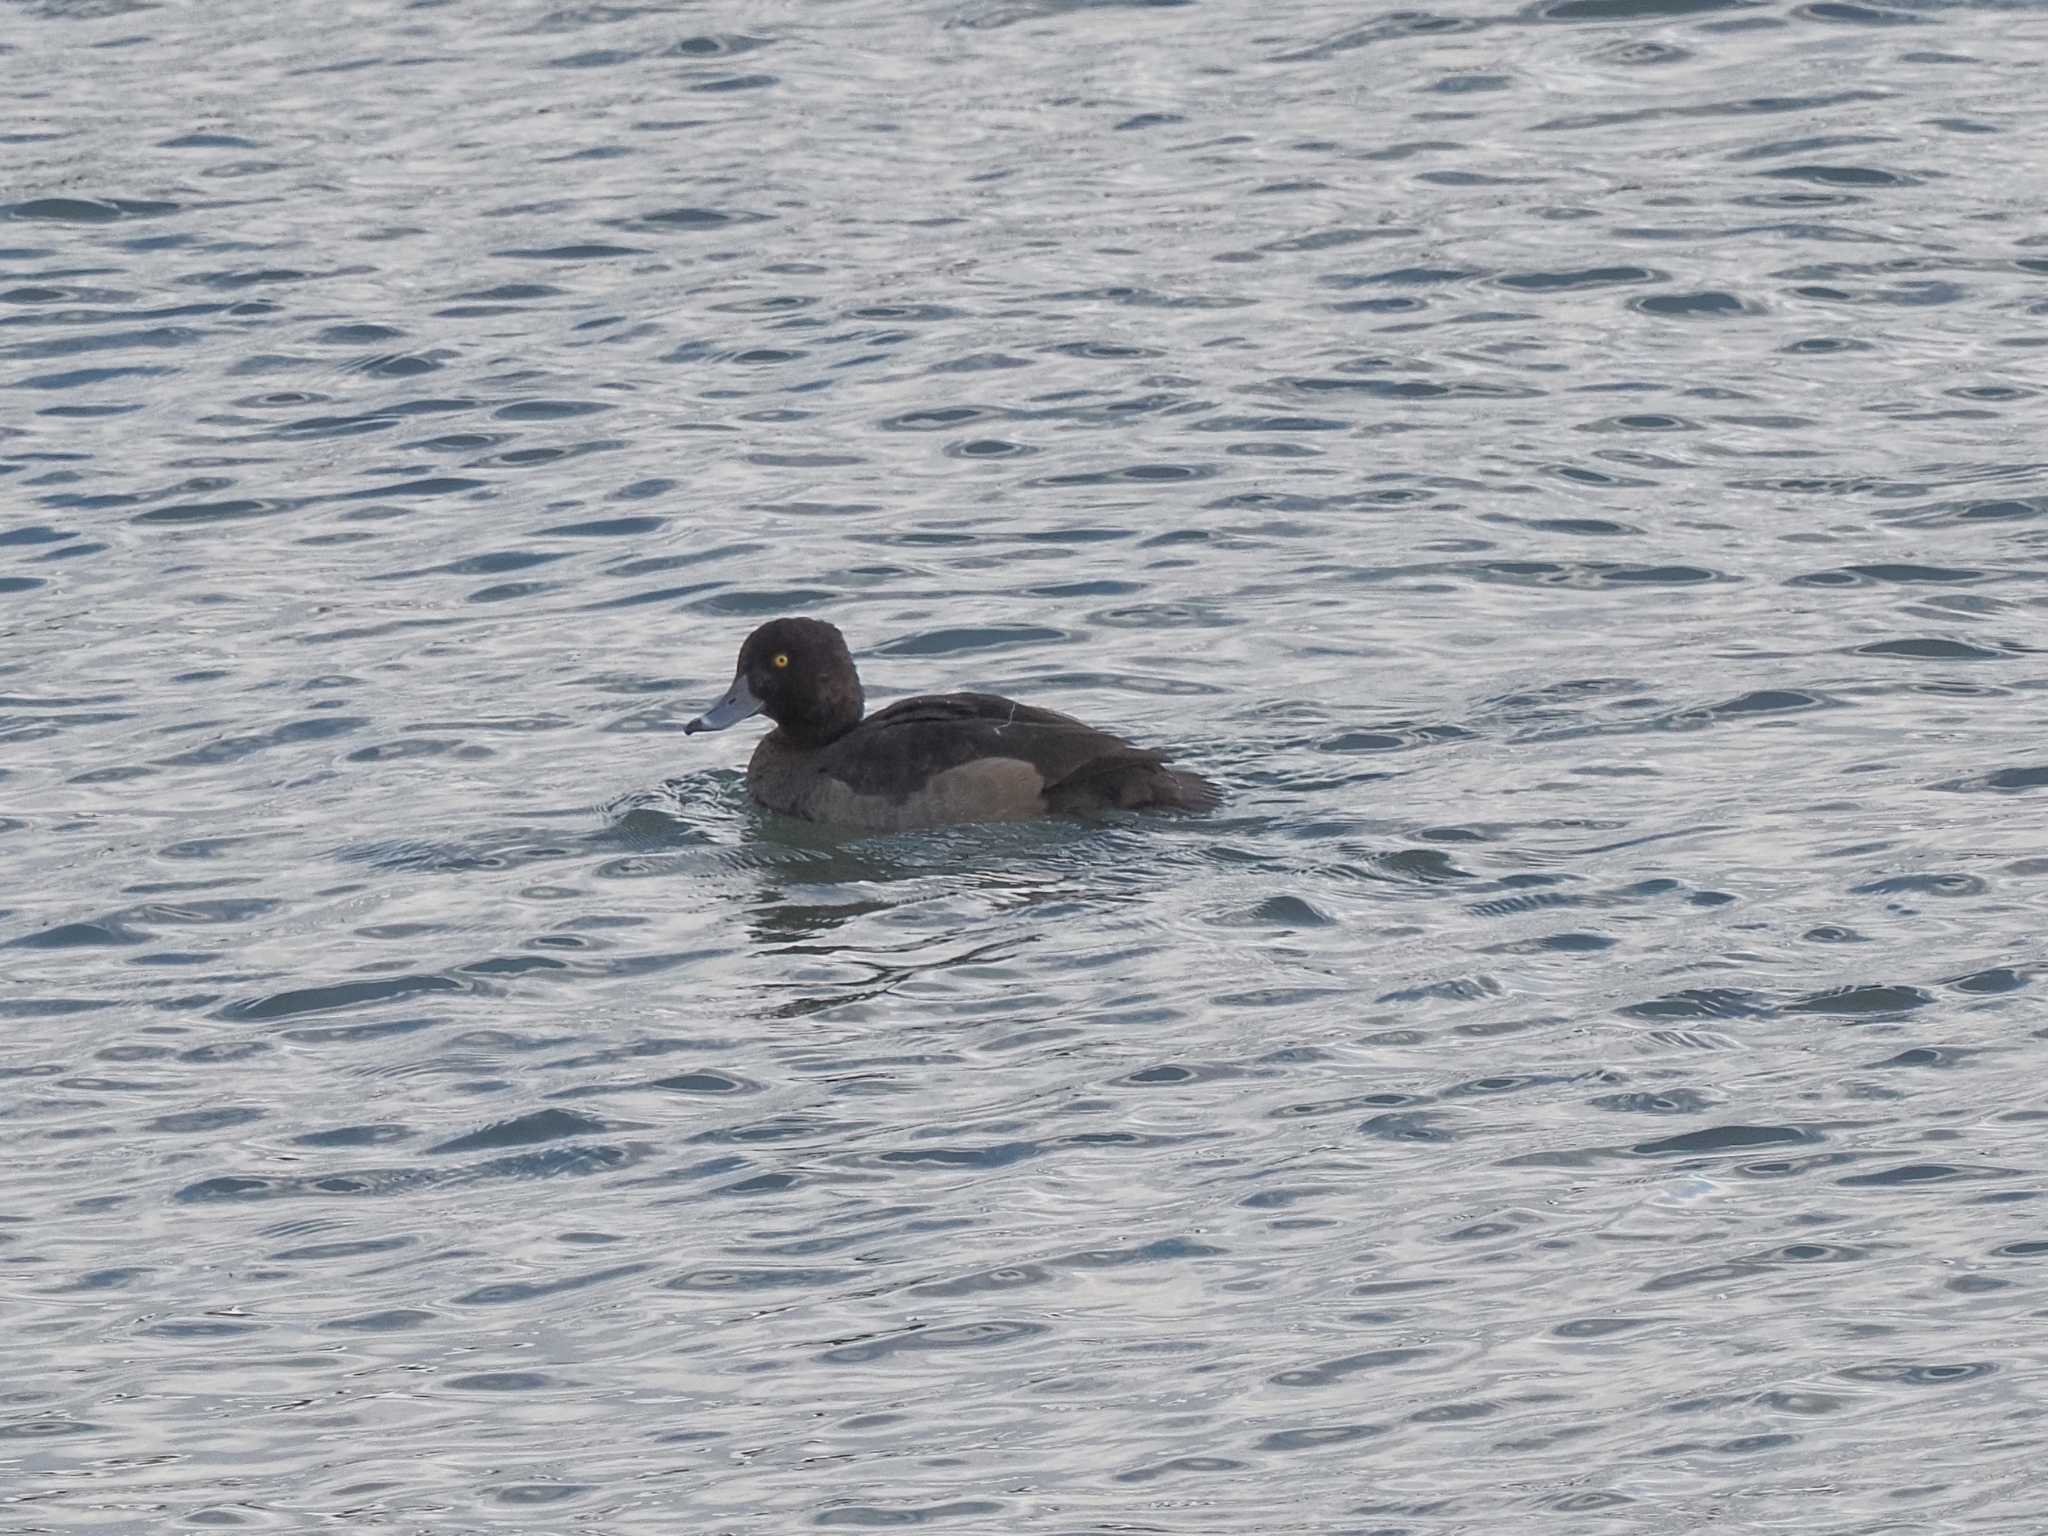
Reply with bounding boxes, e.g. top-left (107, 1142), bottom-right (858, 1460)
top-left (774, 677), bottom-right (864, 750)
